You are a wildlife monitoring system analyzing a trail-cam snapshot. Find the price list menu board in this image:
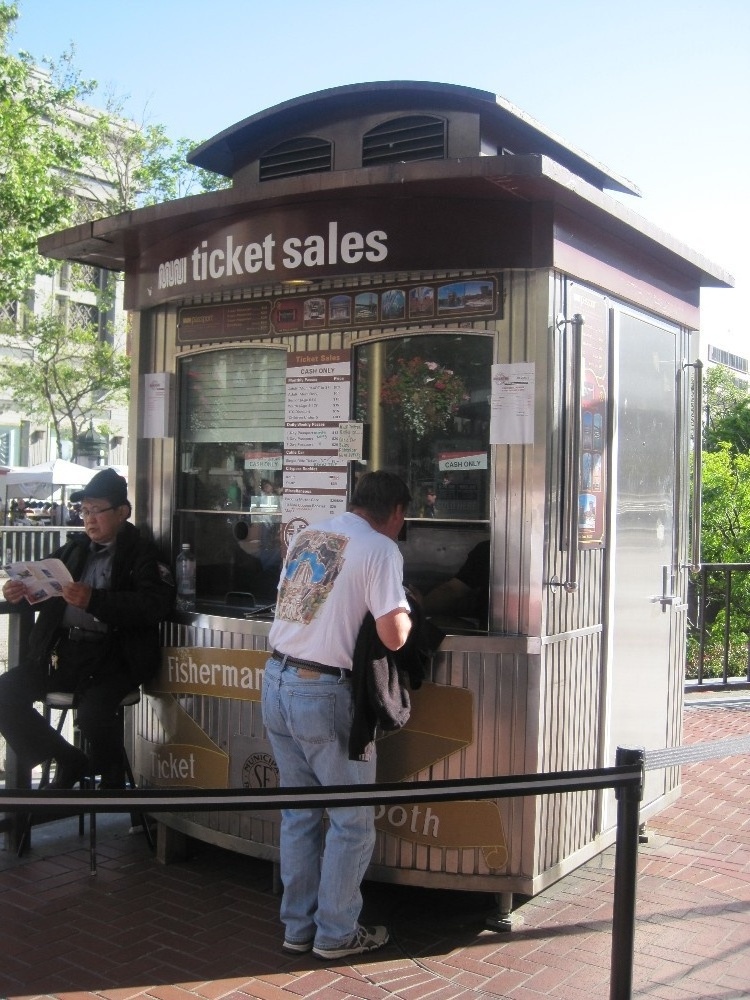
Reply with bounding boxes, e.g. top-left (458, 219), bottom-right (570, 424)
top-left (282, 350), bottom-right (352, 544)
